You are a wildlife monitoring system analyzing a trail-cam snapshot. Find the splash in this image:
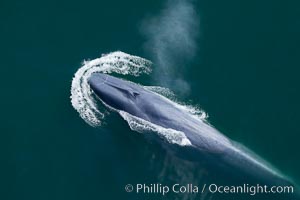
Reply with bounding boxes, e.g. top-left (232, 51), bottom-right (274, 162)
top-left (70, 51), bottom-right (208, 146)
top-left (70, 51), bottom-right (152, 126)
top-left (144, 86), bottom-right (208, 121)
top-left (119, 111), bottom-right (191, 146)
